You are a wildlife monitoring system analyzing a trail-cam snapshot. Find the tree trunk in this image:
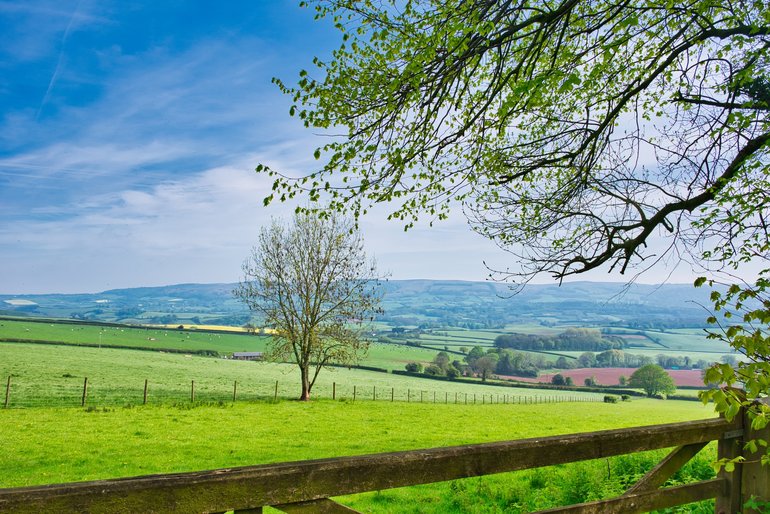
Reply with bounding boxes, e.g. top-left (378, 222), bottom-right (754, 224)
top-left (299, 366), bottom-right (311, 401)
